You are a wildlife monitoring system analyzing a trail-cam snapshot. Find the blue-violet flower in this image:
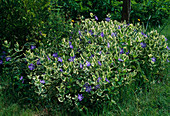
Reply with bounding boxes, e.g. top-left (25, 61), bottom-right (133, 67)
top-left (20, 76), bottom-right (23, 80)
top-left (52, 53), bottom-right (58, 57)
top-left (0, 60), bottom-right (3, 65)
top-left (6, 57), bottom-right (11, 61)
top-left (97, 77), bottom-right (101, 82)
top-left (120, 48), bottom-right (124, 54)
top-left (95, 85), bottom-right (100, 89)
top-left (86, 86), bottom-right (92, 93)
top-left (151, 57), bottom-right (156, 62)
top-left (70, 45), bottom-right (73, 49)
top-left (58, 57), bottom-right (62, 62)
top-left (98, 61), bottom-right (102, 66)
top-left (107, 42), bottom-right (110, 48)
top-left (40, 80), bottom-right (45, 84)
top-left (105, 78), bottom-right (110, 83)
top-left (140, 42), bottom-right (147, 48)
top-left (95, 16), bottom-right (98, 20)
top-left (80, 63), bottom-right (83, 69)
top-left (31, 45), bottom-right (36, 50)
top-left (101, 32), bottom-right (104, 37)
top-left (105, 17), bottom-right (110, 22)
top-left (28, 63), bottom-right (35, 70)
top-left (37, 59), bottom-right (41, 65)
top-left (47, 55), bottom-right (50, 60)
top-left (118, 59), bottom-right (124, 62)
top-left (78, 94), bottom-right (83, 101)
